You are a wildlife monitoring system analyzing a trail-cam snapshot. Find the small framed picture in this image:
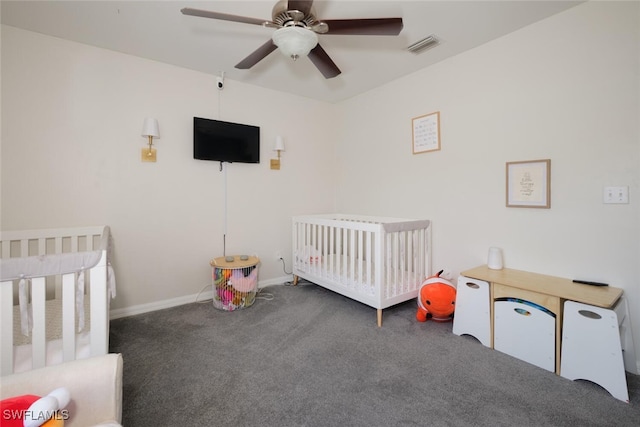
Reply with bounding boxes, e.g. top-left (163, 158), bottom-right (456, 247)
top-left (506, 159), bottom-right (551, 208)
top-left (412, 111), bottom-right (440, 154)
